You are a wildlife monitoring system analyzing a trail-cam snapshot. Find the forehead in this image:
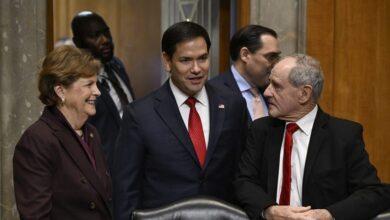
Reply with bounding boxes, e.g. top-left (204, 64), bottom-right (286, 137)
top-left (81, 19), bottom-right (108, 33)
top-left (258, 34), bottom-right (279, 53)
top-left (270, 57), bottom-right (296, 79)
top-left (173, 37), bottom-right (208, 56)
